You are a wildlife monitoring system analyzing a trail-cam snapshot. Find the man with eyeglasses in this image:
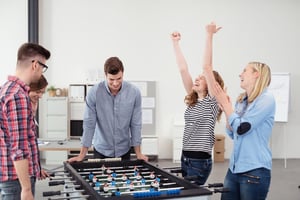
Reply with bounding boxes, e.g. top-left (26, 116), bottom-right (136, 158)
top-left (0, 43), bottom-right (50, 200)
top-left (32, 60), bottom-right (48, 73)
